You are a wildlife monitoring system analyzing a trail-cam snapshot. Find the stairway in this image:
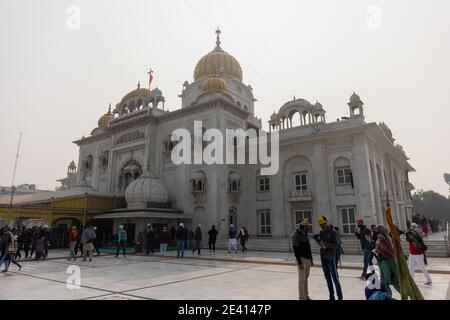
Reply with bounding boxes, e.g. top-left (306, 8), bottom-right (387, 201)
top-left (214, 236), bottom-right (450, 257)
